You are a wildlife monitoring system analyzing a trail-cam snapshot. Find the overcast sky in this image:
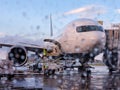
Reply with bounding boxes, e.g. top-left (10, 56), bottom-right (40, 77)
top-left (0, 0), bottom-right (120, 39)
